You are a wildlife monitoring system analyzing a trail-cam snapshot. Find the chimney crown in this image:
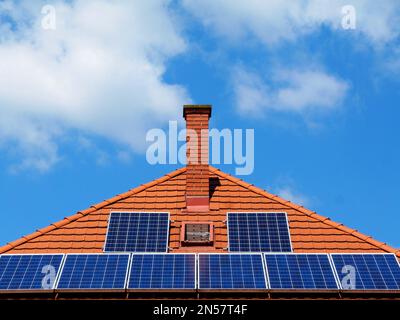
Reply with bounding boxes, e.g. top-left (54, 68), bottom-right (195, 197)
top-left (183, 105), bottom-right (212, 119)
